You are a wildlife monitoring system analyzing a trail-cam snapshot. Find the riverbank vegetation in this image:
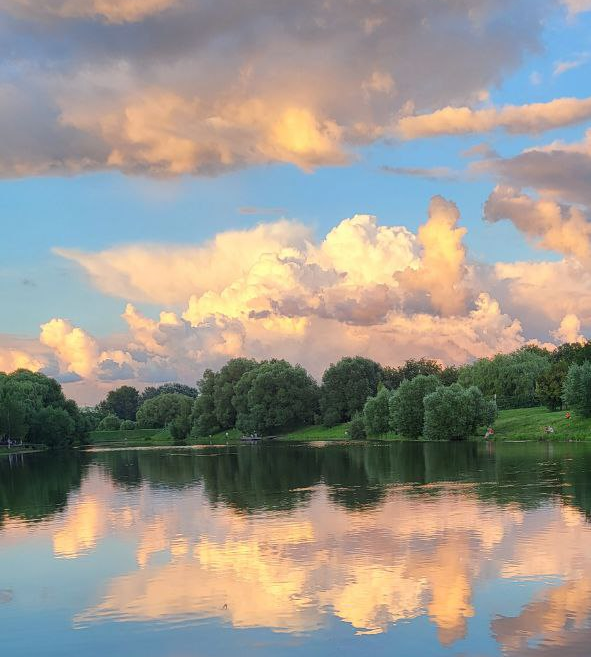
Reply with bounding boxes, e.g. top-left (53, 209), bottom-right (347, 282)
top-left (5, 338), bottom-right (591, 449)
